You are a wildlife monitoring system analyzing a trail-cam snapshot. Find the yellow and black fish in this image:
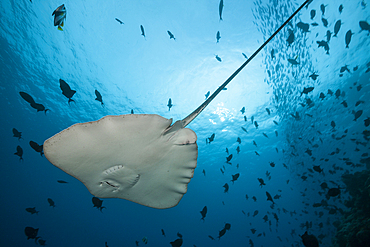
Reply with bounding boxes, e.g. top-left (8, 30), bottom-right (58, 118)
top-left (52, 4), bottom-right (66, 31)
